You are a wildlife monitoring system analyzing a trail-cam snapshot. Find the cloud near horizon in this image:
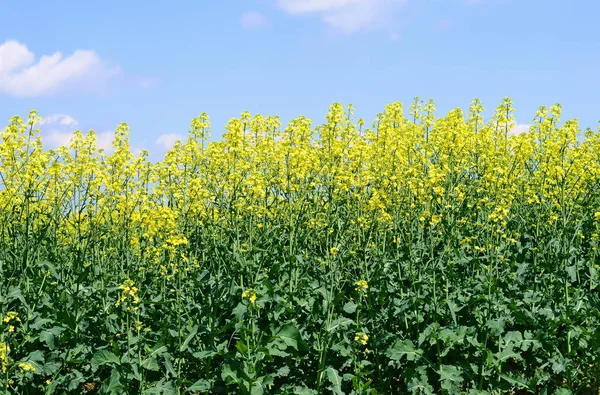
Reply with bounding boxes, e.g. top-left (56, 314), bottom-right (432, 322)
top-left (509, 124), bottom-right (533, 136)
top-left (156, 133), bottom-right (185, 151)
top-left (39, 114), bottom-right (115, 152)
